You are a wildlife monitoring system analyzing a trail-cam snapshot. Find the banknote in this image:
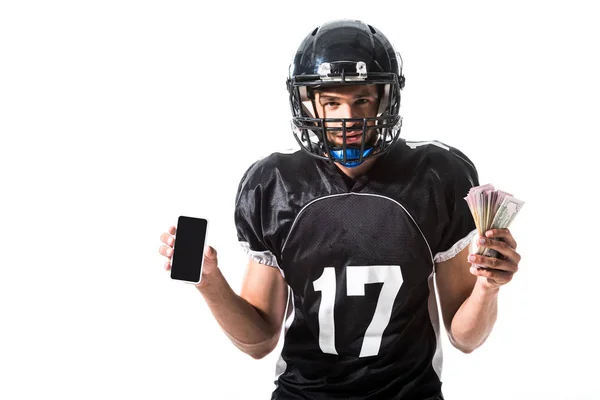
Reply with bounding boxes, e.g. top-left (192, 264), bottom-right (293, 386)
top-left (464, 184), bottom-right (525, 259)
